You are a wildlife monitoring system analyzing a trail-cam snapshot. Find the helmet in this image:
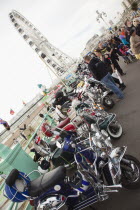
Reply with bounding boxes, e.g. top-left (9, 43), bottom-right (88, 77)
top-left (41, 123), bottom-right (53, 137)
top-left (38, 160), bottom-right (50, 174)
top-left (55, 91), bottom-right (63, 99)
